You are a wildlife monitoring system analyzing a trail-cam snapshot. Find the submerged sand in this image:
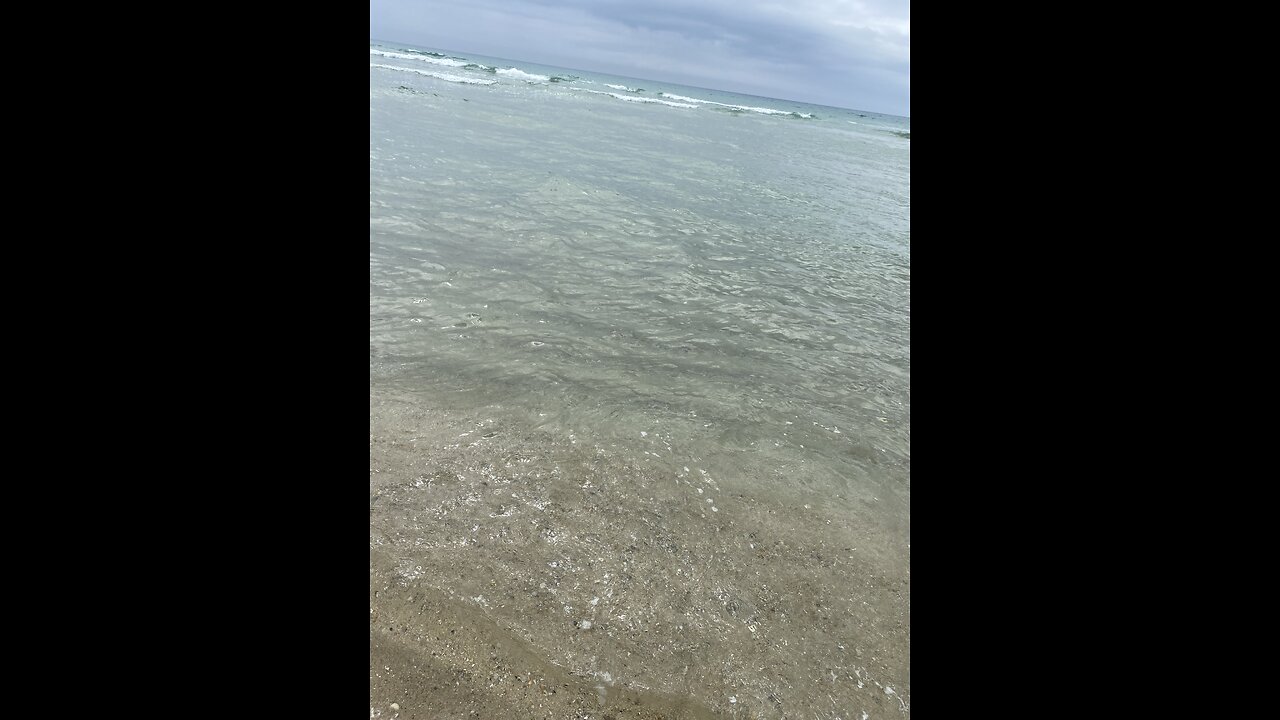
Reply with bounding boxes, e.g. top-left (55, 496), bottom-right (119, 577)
top-left (370, 393), bottom-right (909, 719)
